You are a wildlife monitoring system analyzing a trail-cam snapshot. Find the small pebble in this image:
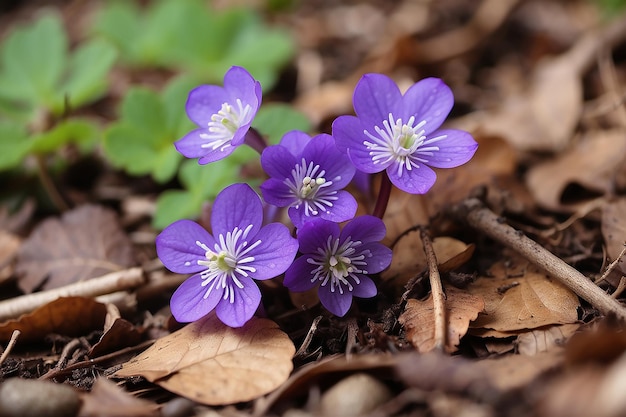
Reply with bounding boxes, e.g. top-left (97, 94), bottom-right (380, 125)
top-left (0, 378), bottom-right (81, 417)
top-left (318, 373), bottom-right (392, 416)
